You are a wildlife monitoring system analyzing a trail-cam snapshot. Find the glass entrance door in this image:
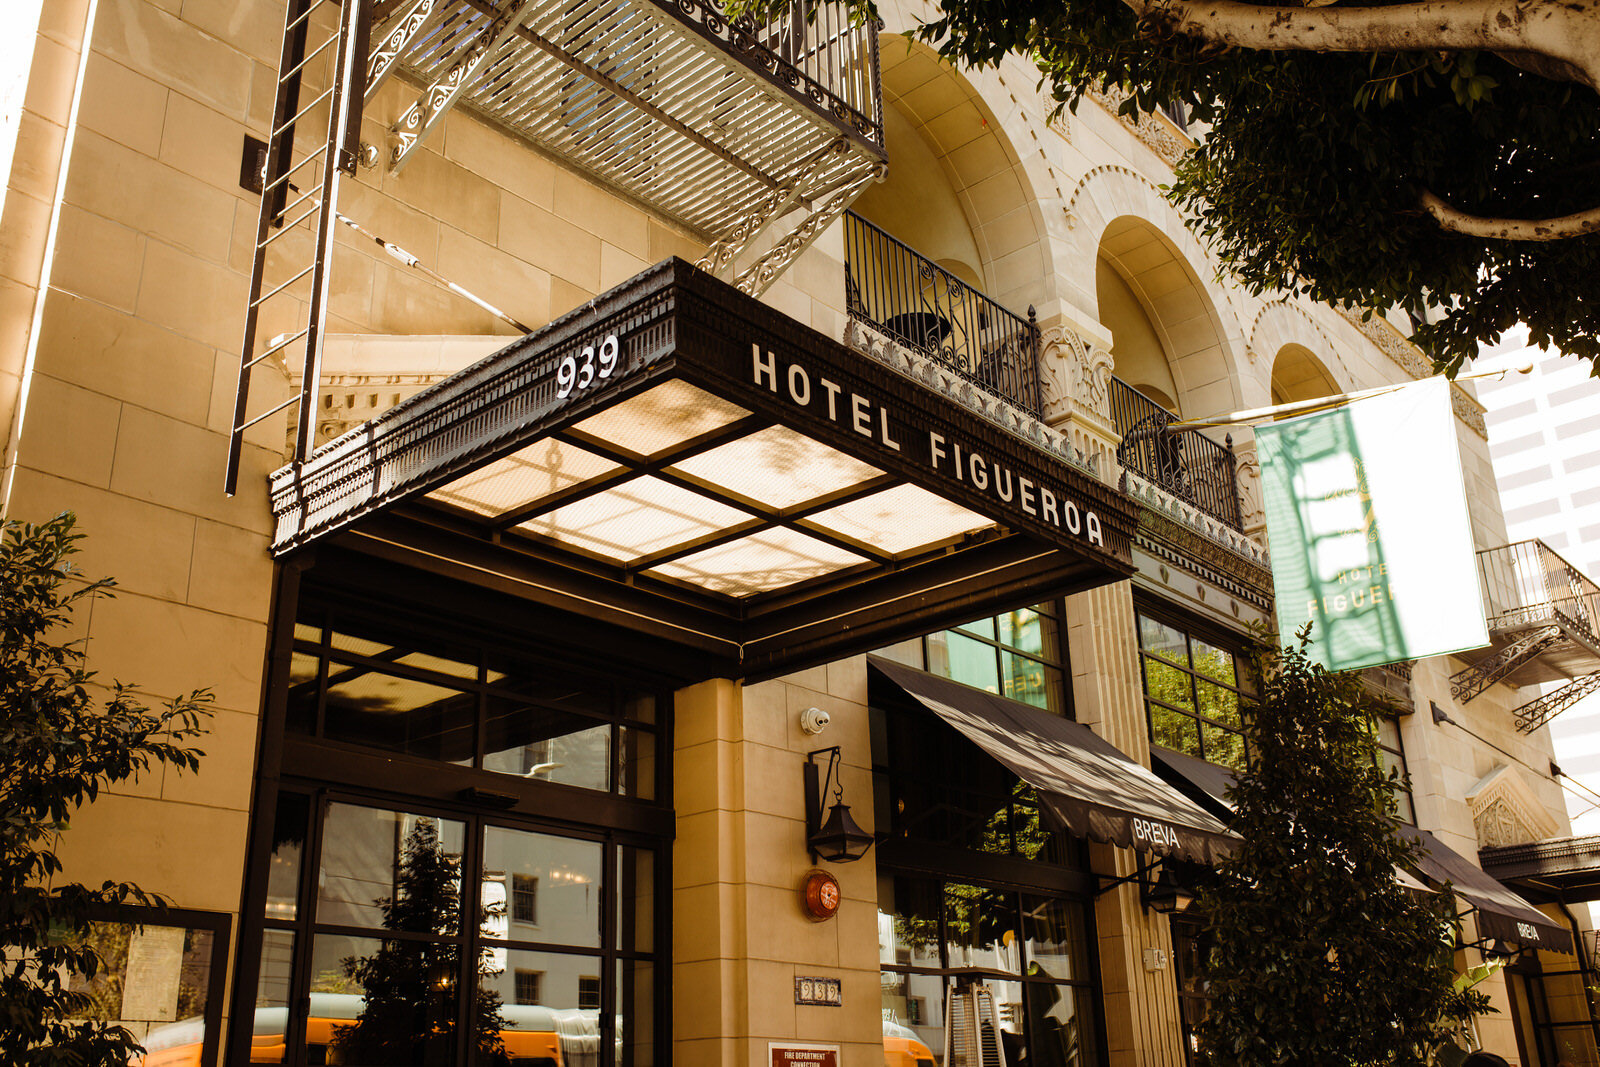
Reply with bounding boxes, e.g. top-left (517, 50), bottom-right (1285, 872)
top-left (235, 572), bottom-right (672, 1066)
top-left (254, 795), bottom-right (658, 1066)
